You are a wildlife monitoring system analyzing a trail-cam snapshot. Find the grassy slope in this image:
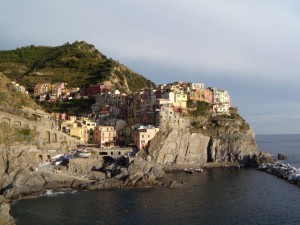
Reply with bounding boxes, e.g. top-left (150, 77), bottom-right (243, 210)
top-left (0, 41), bottom-right (155, 93)
top-left (0, 73), bottom-right (40, 113)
